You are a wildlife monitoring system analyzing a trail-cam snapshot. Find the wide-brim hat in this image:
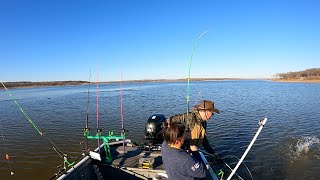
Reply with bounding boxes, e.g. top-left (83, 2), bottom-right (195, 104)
top-left (194, 100), bottom-right (220, 114)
